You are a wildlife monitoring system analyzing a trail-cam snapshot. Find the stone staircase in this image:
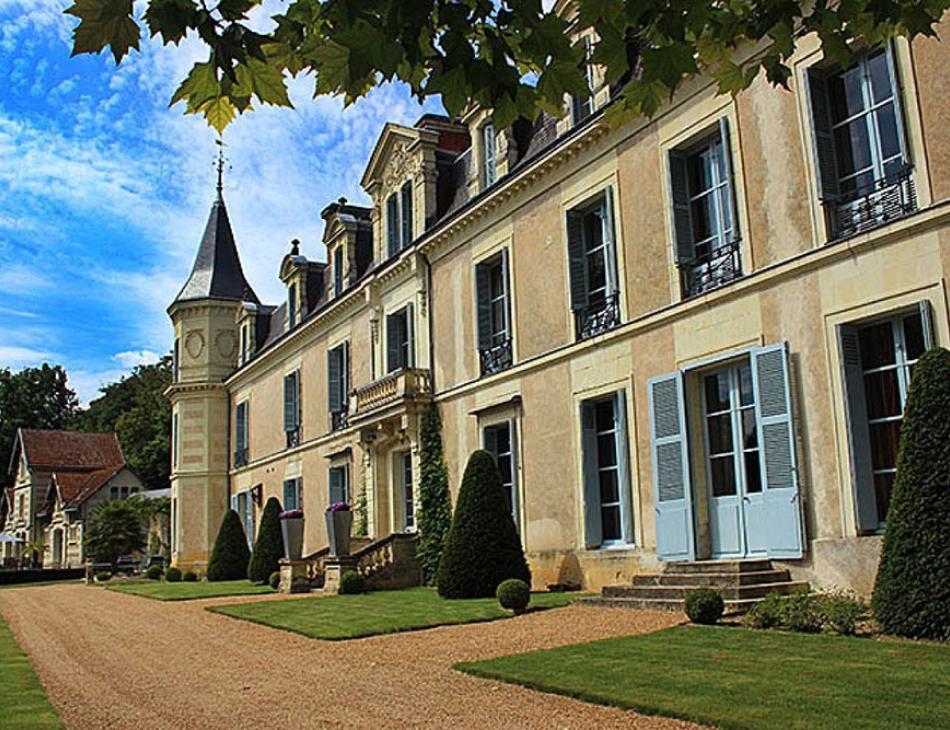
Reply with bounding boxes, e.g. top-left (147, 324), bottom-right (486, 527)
top-left (579, 559), bottom-right (807, 614)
